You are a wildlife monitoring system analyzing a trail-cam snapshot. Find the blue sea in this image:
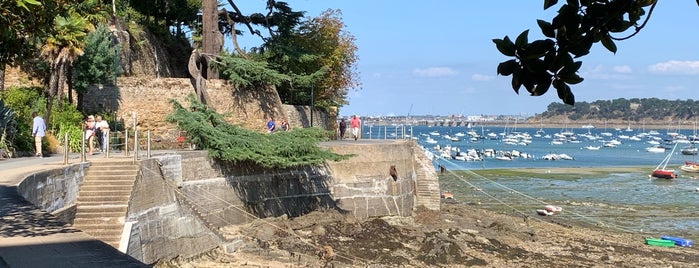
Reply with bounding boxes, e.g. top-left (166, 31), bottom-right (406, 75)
top-left (364, 124), bottom-right (699, 243)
